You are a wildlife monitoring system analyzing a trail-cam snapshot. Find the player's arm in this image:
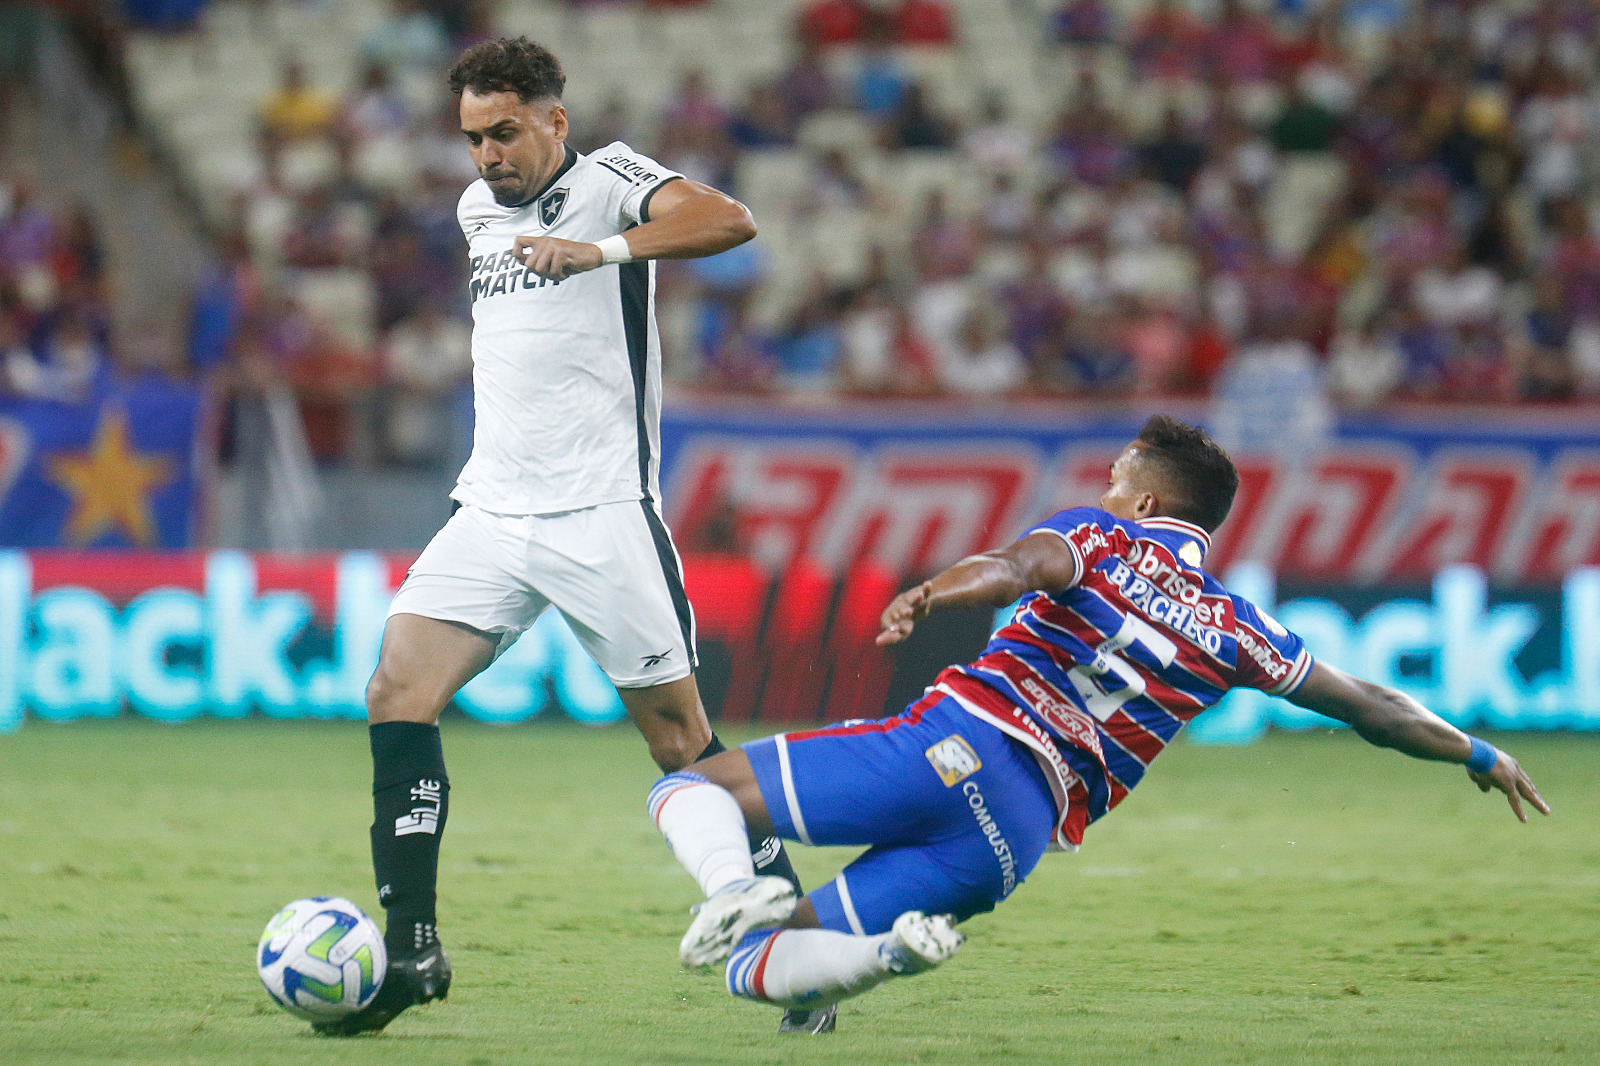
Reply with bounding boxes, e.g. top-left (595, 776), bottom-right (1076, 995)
top-left (515, 179), bottom-right (755, 280)
top-left (1286, 660), bottom-right (1550, 822)
top-left (876, 532), bottom-right (1077, 647)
